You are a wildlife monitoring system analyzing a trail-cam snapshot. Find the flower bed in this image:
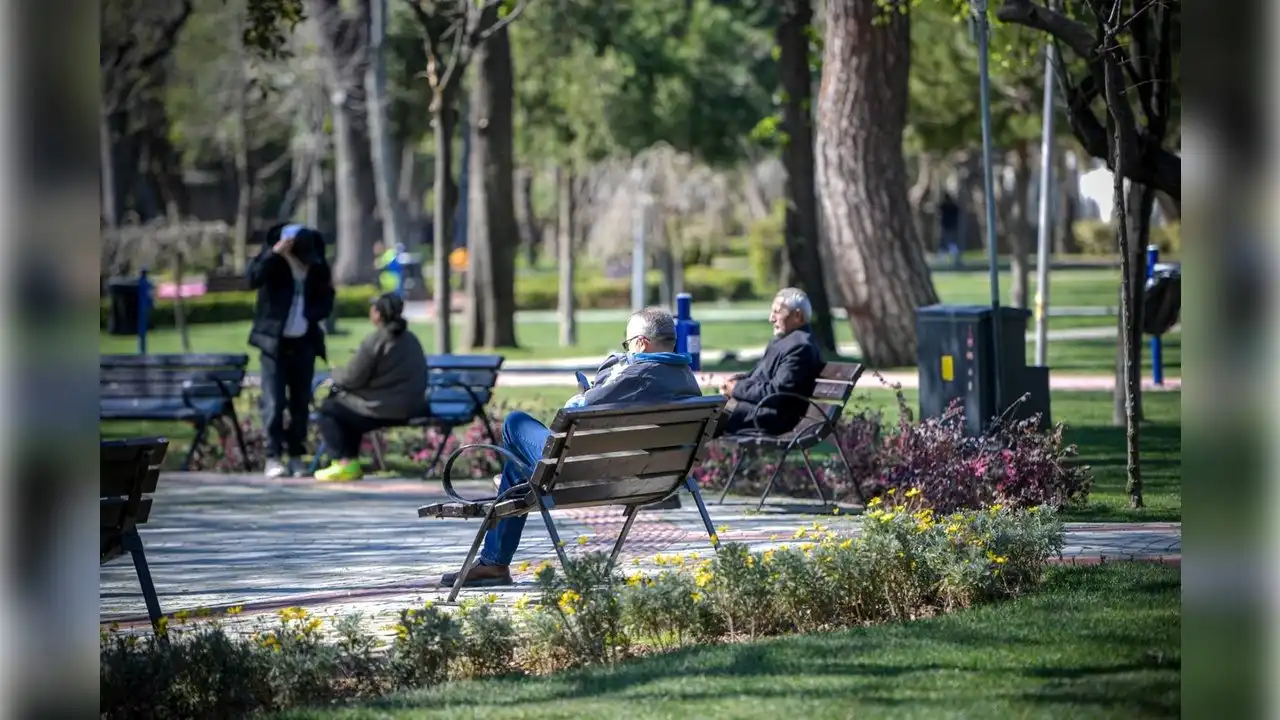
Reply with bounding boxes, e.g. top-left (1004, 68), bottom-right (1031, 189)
top-left (101, 502), bottom-right (1064, 717)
